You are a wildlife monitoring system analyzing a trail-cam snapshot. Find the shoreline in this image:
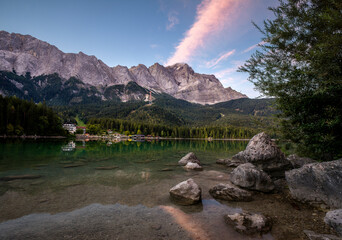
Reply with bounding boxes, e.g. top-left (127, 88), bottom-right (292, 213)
top-left (75, 134), bottom-right (251, 141)
top-left (0, 135), bottom-right (67, 139)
